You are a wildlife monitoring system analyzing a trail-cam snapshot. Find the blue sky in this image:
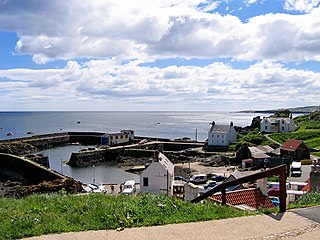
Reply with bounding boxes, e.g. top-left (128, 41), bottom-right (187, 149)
top-left (0, 0), bottom-right (319, 111)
